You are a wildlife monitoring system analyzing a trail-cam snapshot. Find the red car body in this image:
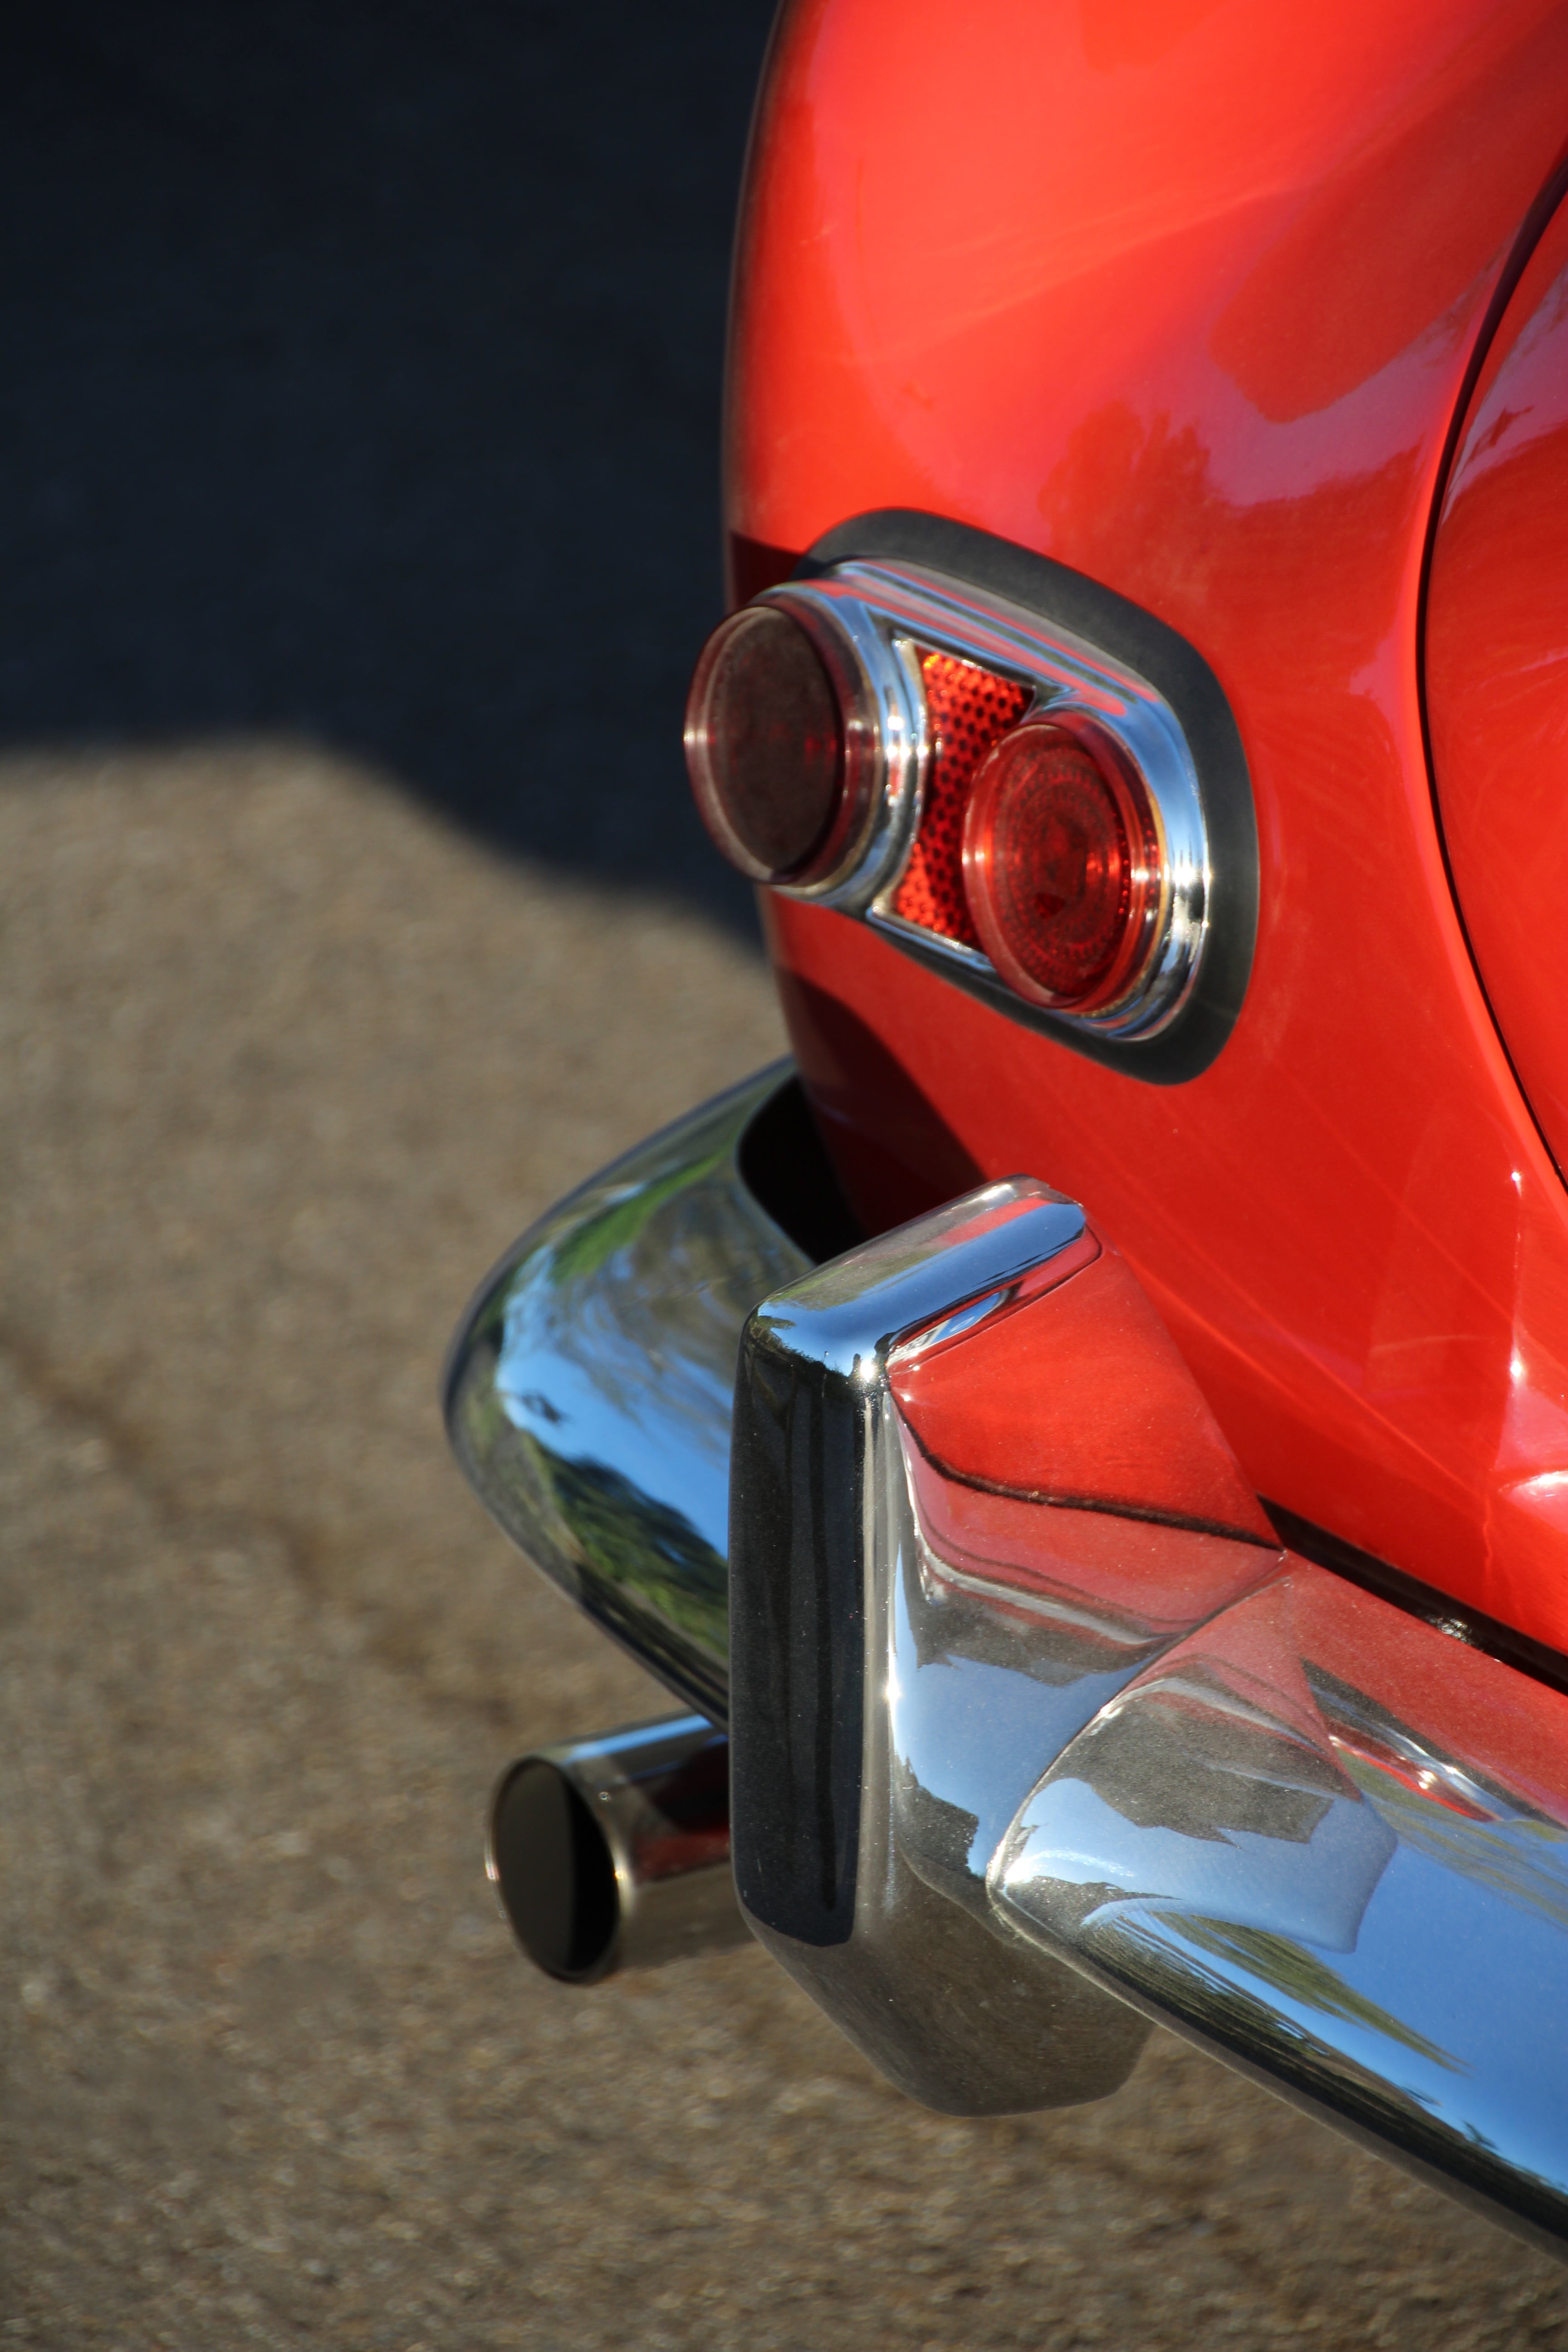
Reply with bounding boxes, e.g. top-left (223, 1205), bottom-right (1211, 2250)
top-left (450, 0), bottom-right (1568, 2257)
top-left (731, 0), bottom-right (1568, 1662)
